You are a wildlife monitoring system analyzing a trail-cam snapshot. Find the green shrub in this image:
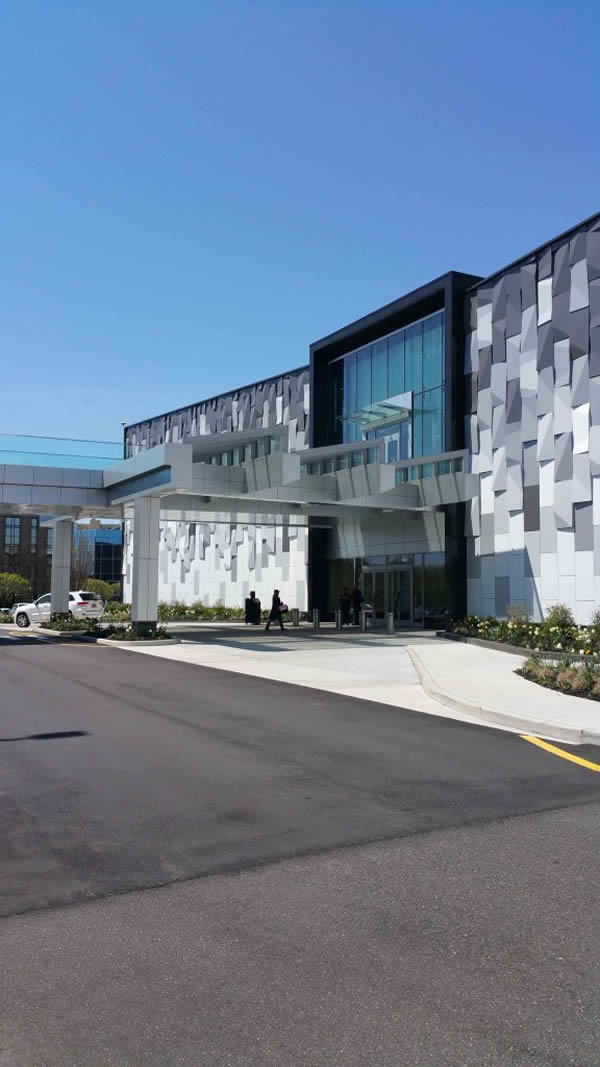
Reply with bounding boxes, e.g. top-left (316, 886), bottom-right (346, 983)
top-left (40, 618), bottom-right (98, 632)
top-left (0, 572), bottom-right (32, 608)
top-left (543, 603), bottom-right (576, 629)
top-left (517, 655), bottom-right (600, 700)
top-left (85, 579), bottom-right (121, 602)
top-left (102, 624), bottom-right (169, 641)
top-left (451, 606), bottom-right (600, 657)
top-left (103, 602), bottom-right (131, 621)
